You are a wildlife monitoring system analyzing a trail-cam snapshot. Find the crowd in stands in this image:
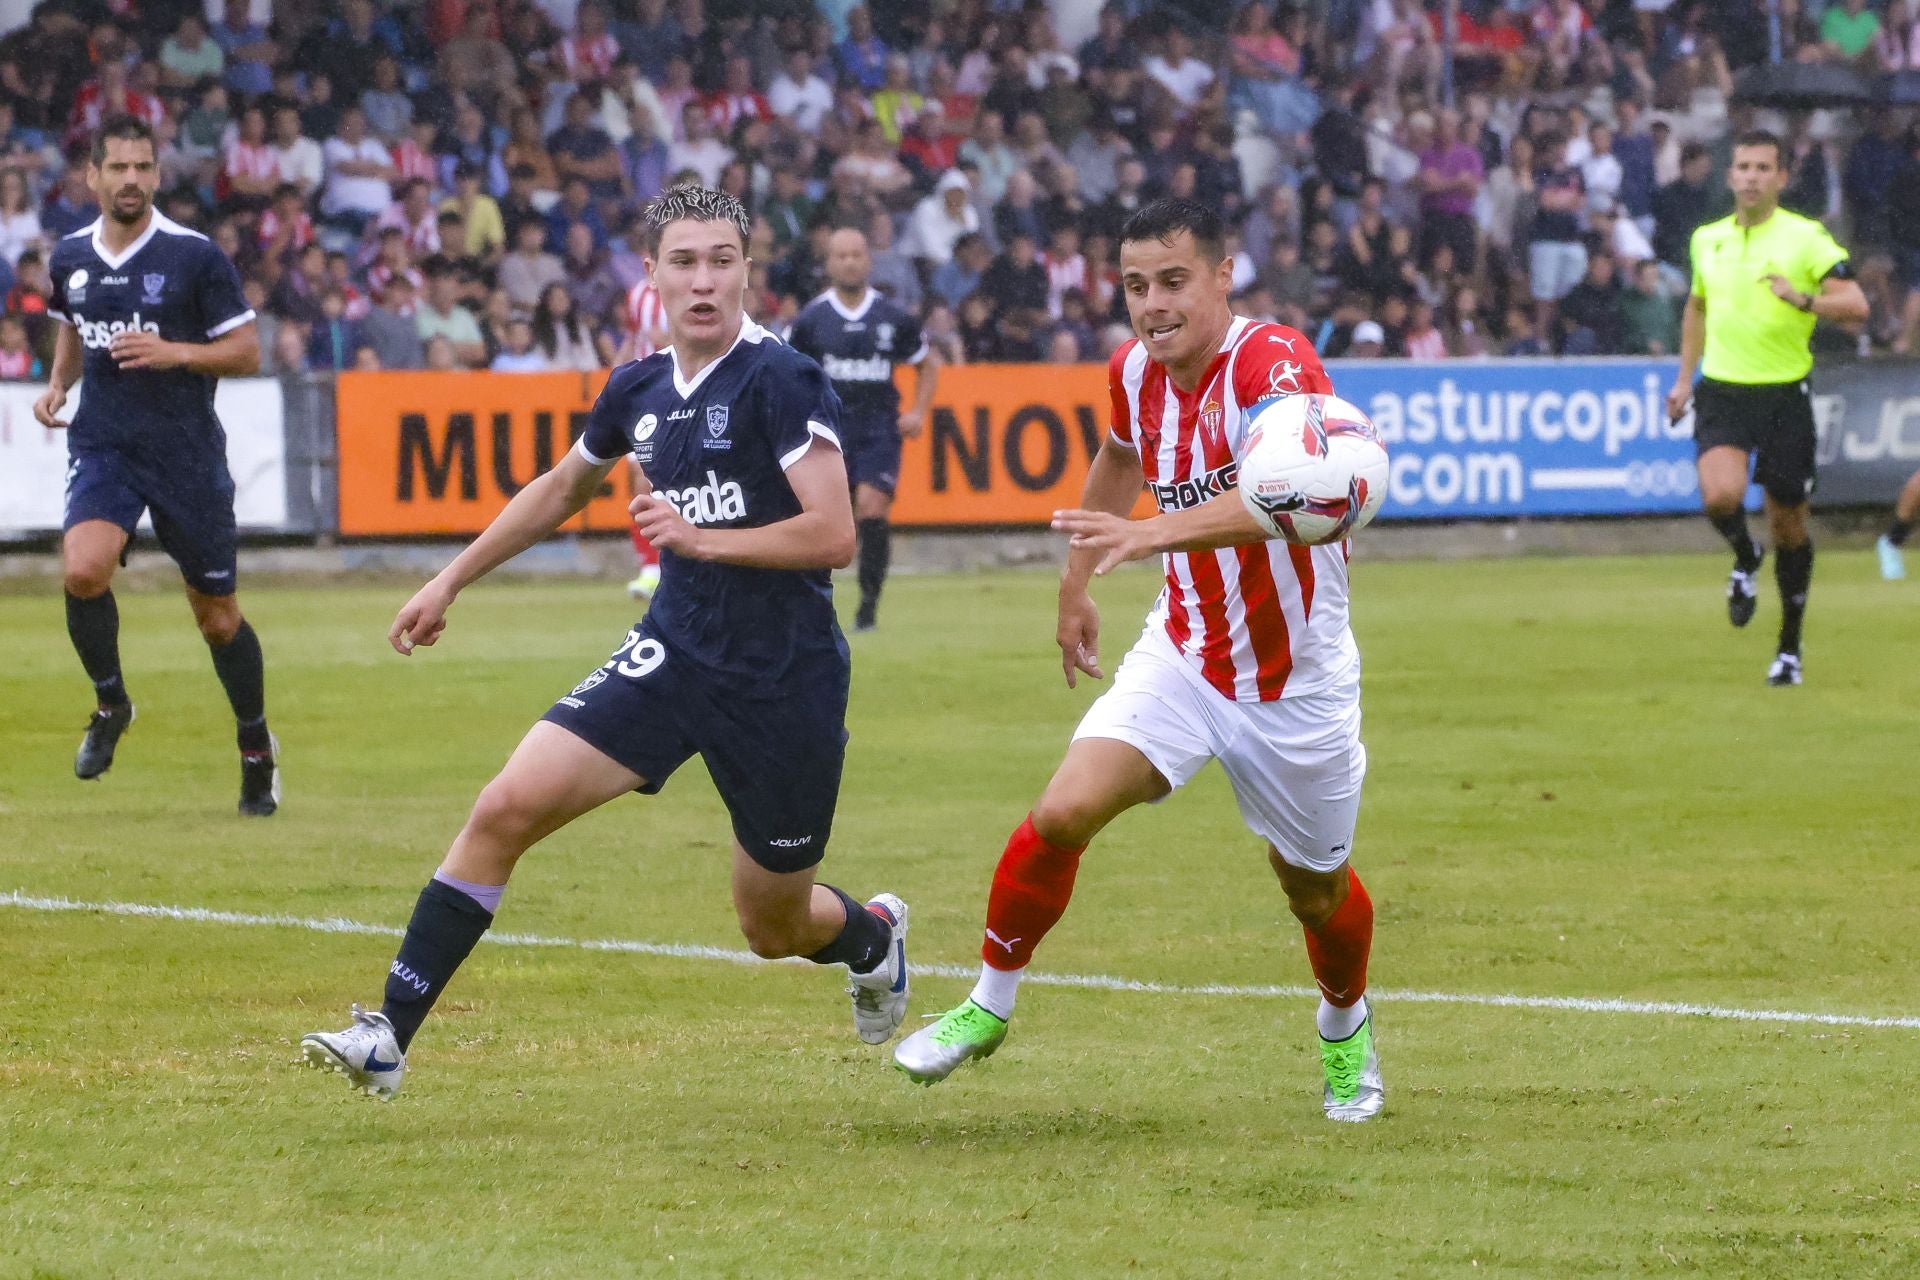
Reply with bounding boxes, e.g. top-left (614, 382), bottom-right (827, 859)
top-left (0, 0), bottom-right (1917, 381)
